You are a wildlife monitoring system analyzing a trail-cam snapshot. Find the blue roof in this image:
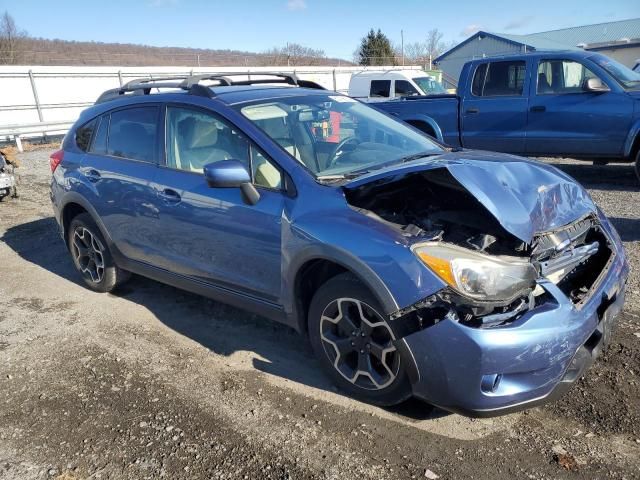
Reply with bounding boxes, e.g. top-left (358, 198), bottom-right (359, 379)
top-left (523, 18), bottom-right (640, 47)
top-left (436, 18), bottom-right (640, 63)
top-left (485, 32), bottom-right (581, 51)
